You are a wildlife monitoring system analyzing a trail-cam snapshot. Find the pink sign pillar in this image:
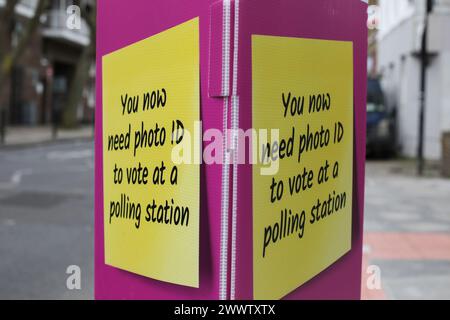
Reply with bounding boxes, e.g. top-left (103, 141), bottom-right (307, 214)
top-left (95, 0), bottom-right (367, 299)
